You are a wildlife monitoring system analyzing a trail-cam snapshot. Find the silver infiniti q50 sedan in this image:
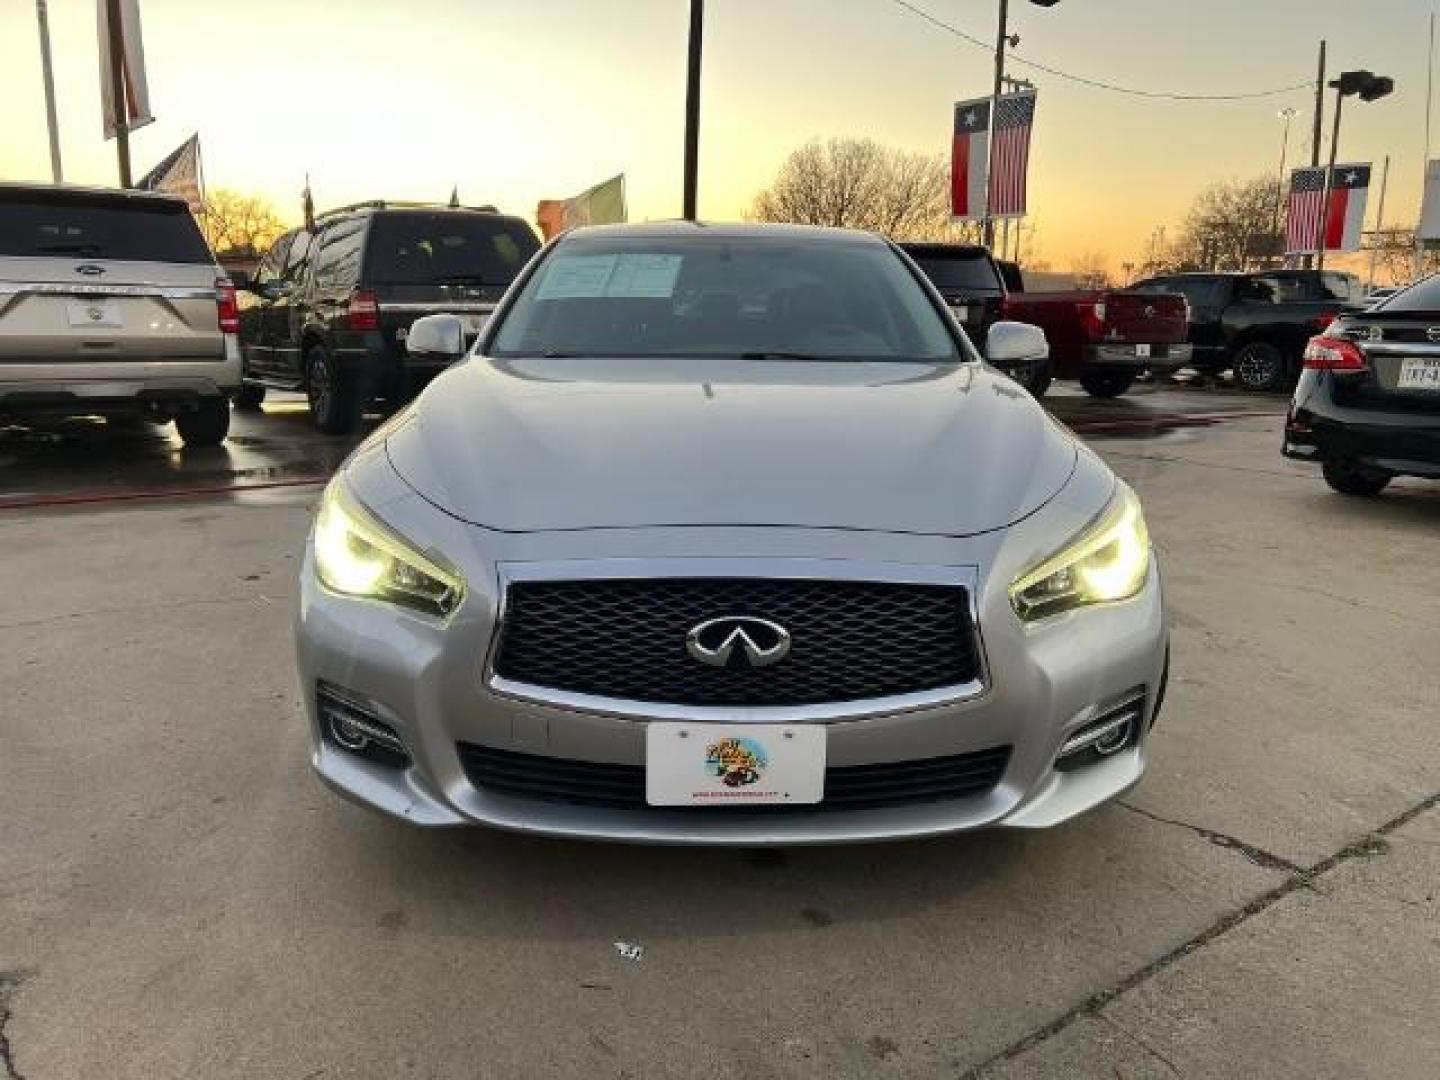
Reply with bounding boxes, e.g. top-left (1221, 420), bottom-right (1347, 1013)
top-left (295, 222), bottom-right (1168, 844)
